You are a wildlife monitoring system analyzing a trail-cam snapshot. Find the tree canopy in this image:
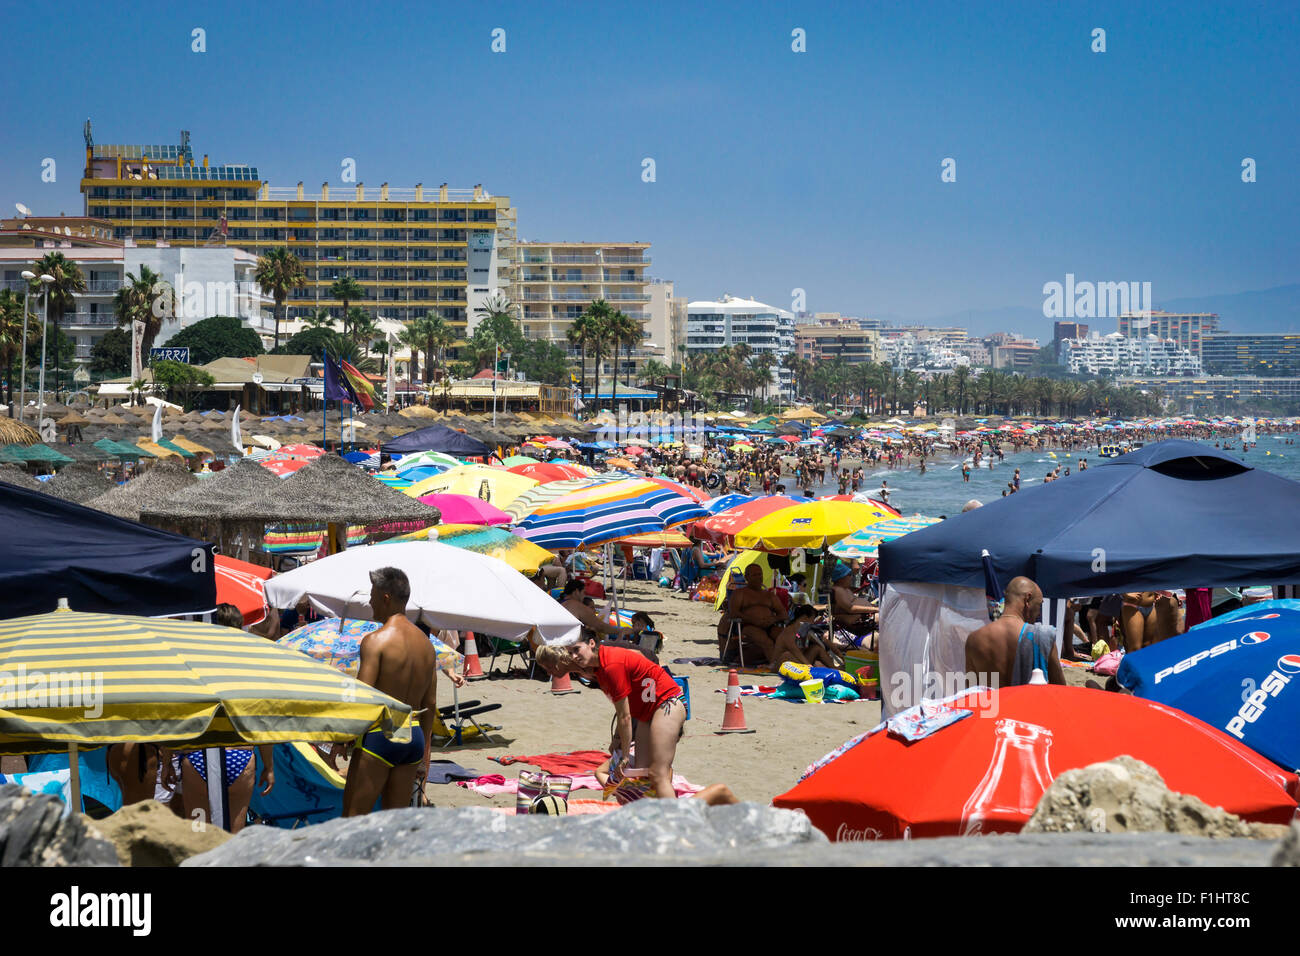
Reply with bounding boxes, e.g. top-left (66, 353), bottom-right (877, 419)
top-left (161, 315), bottom-right (264, 365)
